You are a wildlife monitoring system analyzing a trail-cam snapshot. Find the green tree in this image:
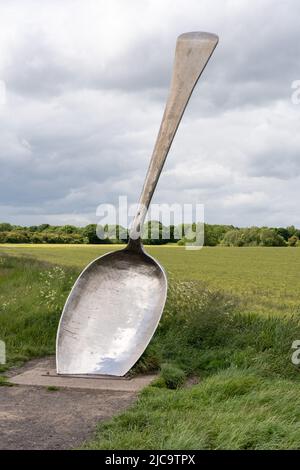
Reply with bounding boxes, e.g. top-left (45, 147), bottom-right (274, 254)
top-left (83, 224), bottom-right (100, 244)
top-left (221, 229), bottom-right (243, 246)
top-left (287, 226), bottom-right (298, 238)
top-left (276, 227), bottom-right (290, 241)
top-left (142, 221), bottom-right (168, 245)
top-left (288, 235), bottom-right (299, 247)
top-left (0, 223), bottom-right (13, 232)
top-left (260, 229), bottom-right (286, 247)
top-left (204, 224), bottom-right (234, 246)
top-left (83, 224), bottom-right (111, 244)
top-left (5, 231), bottom-right (30, 243)
top-left (37, 224), bottom-right (50, 232)
top-left (28, 225), bottom-right (38, 232)
top-left (60, 225), bottom-right (78, 234)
